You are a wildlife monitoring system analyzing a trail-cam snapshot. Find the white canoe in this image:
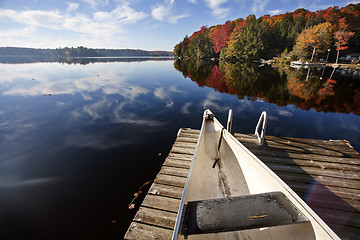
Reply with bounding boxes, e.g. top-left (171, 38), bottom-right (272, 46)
top-left (172, 109), bottom-right (339, 240)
